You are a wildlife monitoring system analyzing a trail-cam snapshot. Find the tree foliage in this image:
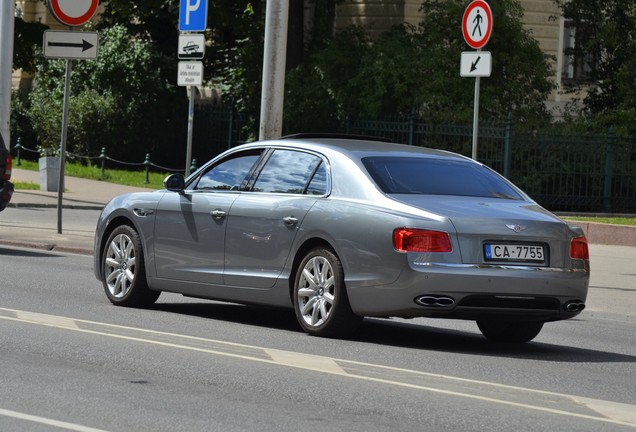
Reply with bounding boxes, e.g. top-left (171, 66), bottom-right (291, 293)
top-left (284, 0), bottom-right (554, 130)
top-left (27, 25), bottom-right (184, 162)
top-left (15, 0), bottom-right (559, 154)
top-left (13, 17), bottom-right (49, 74)
top-left (555, 0), bottom-right (636, 134)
